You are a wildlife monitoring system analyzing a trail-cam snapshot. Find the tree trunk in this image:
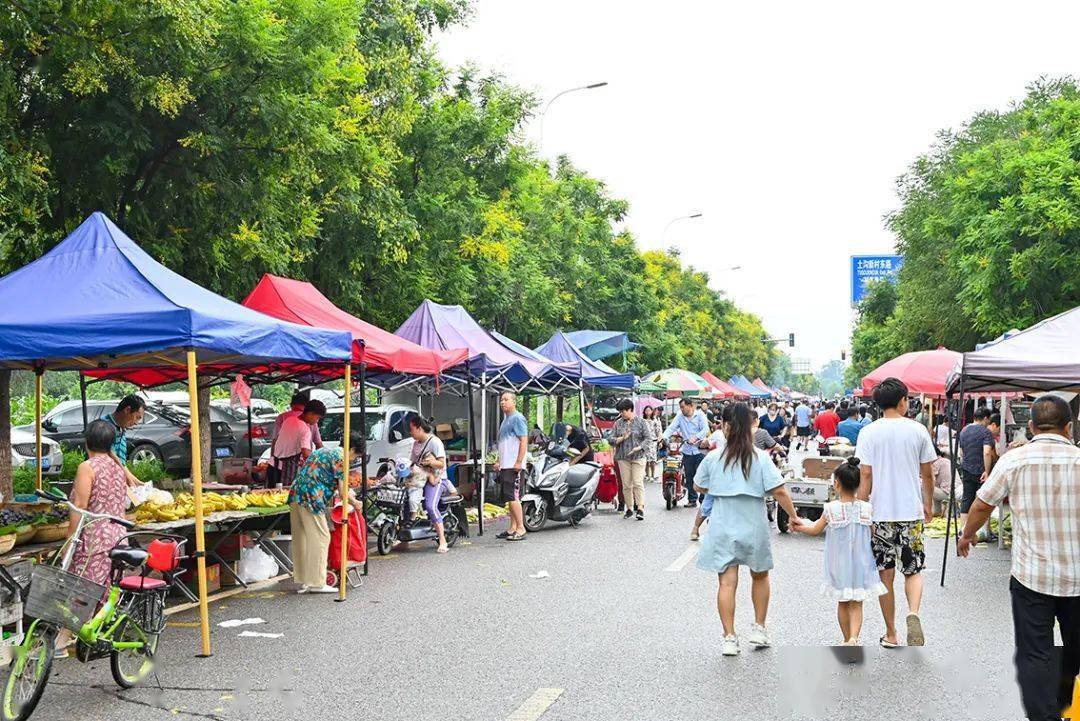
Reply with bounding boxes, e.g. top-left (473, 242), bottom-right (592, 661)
top-left (0, 371), bottom-right (11, 501)
top-left (198, 384), bottom-right (212, 480)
